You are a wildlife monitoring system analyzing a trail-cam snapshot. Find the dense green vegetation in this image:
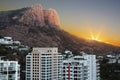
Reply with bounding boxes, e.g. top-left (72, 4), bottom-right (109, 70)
top-left (100, 63), bottom-right (120, 80)
top-left (0, 45), bottom-right (14, 56)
